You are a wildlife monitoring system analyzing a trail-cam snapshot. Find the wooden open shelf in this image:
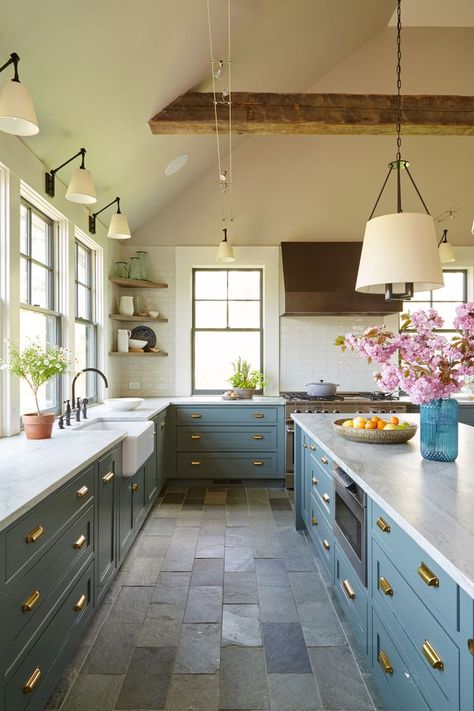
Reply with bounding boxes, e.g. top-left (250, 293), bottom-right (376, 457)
top-left (109, 314), bottom-right (168, 323)
top-left (109, 277), bottom-right (168, 289)
top-left (109, 351), bottom-right (168, 357)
